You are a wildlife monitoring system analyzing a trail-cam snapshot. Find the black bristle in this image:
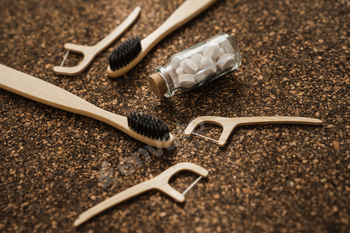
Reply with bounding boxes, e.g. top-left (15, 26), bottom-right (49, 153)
top-left (150, 125), bottom-right (155, 139)
top-left (127, 112), bottom-right (170, 140)
top-left (127, 115), bottom-right (131, 127)
top-left (145, 124), bottom-right (150, 138)
top-left (154, 125), bottom-right (159, 139)
top-left (109, 36), bottom-right (142, 71)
